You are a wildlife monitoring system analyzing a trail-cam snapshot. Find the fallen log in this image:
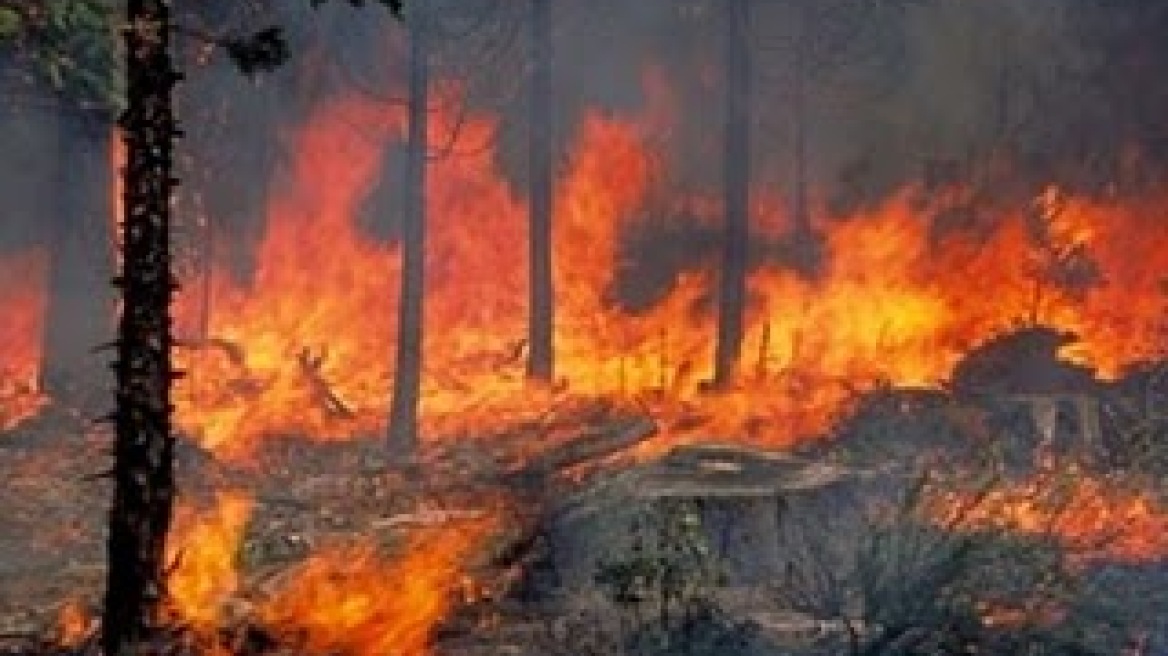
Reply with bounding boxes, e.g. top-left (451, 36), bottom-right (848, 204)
top-left (511, 415), bottom-right (657, 480)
